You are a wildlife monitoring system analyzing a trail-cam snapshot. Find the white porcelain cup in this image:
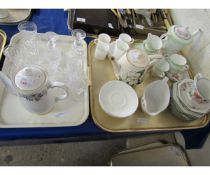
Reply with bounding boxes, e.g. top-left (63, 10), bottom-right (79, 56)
top-left (141, 77), bottom-right (170, 116)
top-left (94, 42), bottom-right (110, 60)
top-left (191, 73), bottom-right (210, 103)
top-left (119, 33), bottom-right (134, 44)
top-left (168, 54), bottom-right (189, 74)
top-left (151, 59), bottom-right (169, 78)
top-left (113, 39), bottom-right (129, 61)
top-left (0, 9), bottom-right (9, 19)
top-left (95, 33), bottom-right (111, 45)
